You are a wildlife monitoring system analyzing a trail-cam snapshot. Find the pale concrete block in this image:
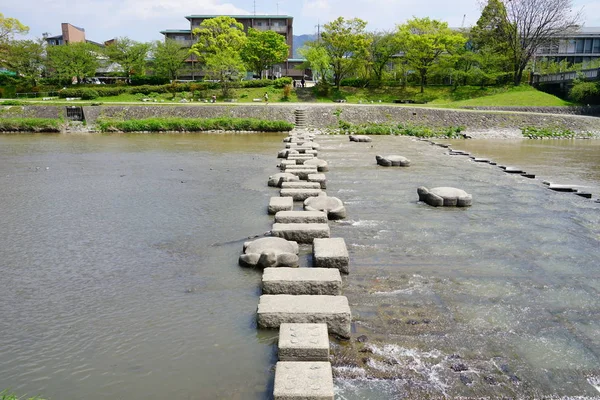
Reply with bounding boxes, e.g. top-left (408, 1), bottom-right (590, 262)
top-left (272, 223), bottom-right (330, 244)
top-left (284, 164), bottom-right (319, 171)
top-left (313, 238), bottom-right (349, 274)
top-left (258, 295), bottom-right (351, 338)
top-left (275, 211), bottom-right (328, 224)
top-left (504, 166), bottom-right (524, 173)
top-left (286, 169), bottom-right (320, 180)
top-left (278, 323), bottom-right (329, 361)
top-left (307, 174), bottom-right (327, 189)
top-left (280, 188), bottom-right (323, 201)
top-left (262, 268), bottom-right (342, 295)
top-left (269, 197), bottom-right (294, 215)
top-left (279, 159), bottom-right (297, 170)
top-left (281, 182), bottom-right (322, 190)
